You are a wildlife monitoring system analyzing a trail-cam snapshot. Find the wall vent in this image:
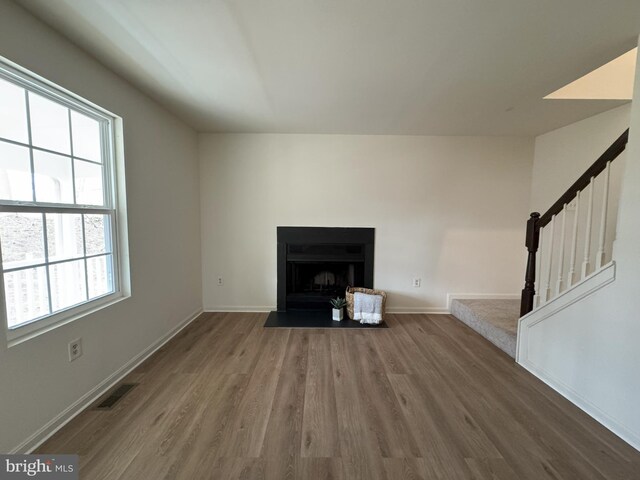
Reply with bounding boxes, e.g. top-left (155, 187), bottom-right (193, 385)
top-left (94, 383), bottom-right (138, 410)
